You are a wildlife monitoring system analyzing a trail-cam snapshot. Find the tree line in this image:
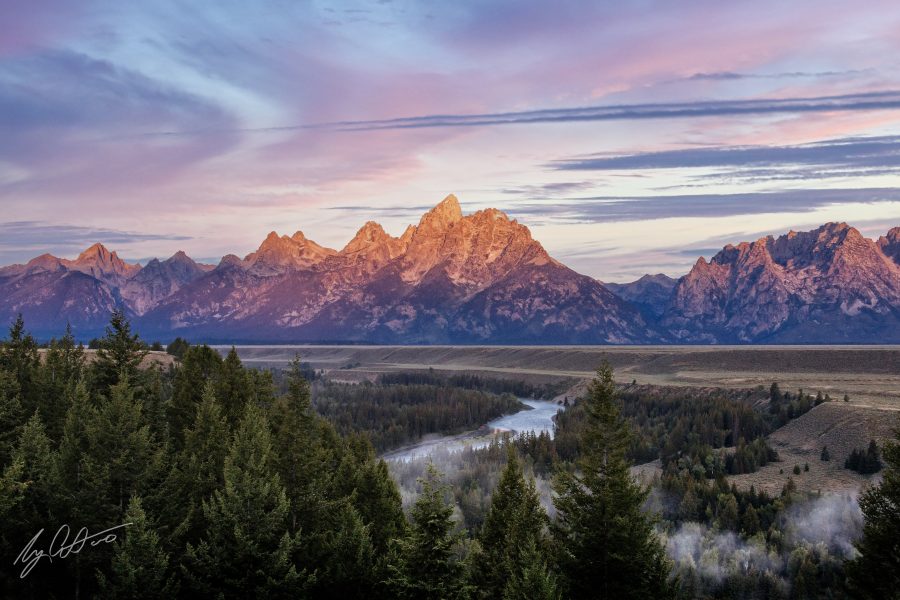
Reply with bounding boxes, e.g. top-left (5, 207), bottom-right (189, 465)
top-left (313, 380), bottom-right (522, 452)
